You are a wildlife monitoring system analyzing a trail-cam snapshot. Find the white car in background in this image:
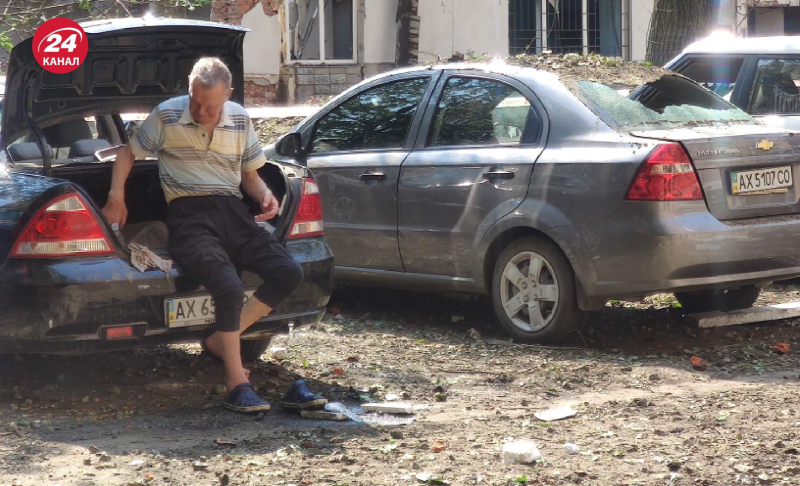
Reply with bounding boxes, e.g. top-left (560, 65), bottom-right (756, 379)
top-left (667, 35), bottom-right (800, 131)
